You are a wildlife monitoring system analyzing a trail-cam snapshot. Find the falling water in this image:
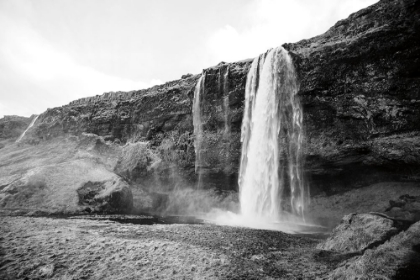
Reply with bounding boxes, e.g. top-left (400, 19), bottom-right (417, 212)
top-left (222, 66), bottom-right (230, 136)
top-left (193, 74), bottom-right (205, 188)
top-left (16, 115), bottom-right (39, 143)
top-left (239, 47), bottom-right (307, 222)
